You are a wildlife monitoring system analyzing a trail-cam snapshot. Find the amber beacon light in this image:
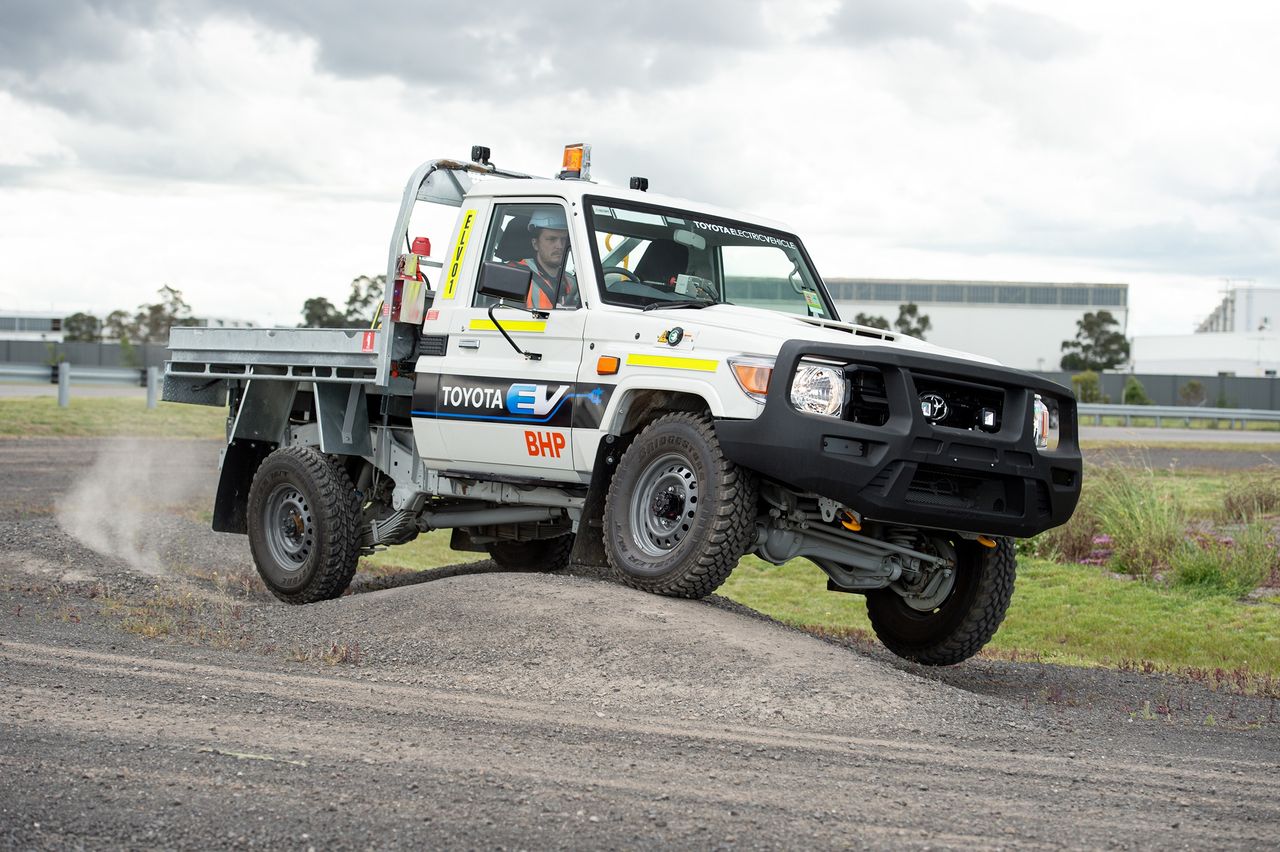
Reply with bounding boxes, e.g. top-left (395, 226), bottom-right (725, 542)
top-left (559, 143), bottom-right (591, 180)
